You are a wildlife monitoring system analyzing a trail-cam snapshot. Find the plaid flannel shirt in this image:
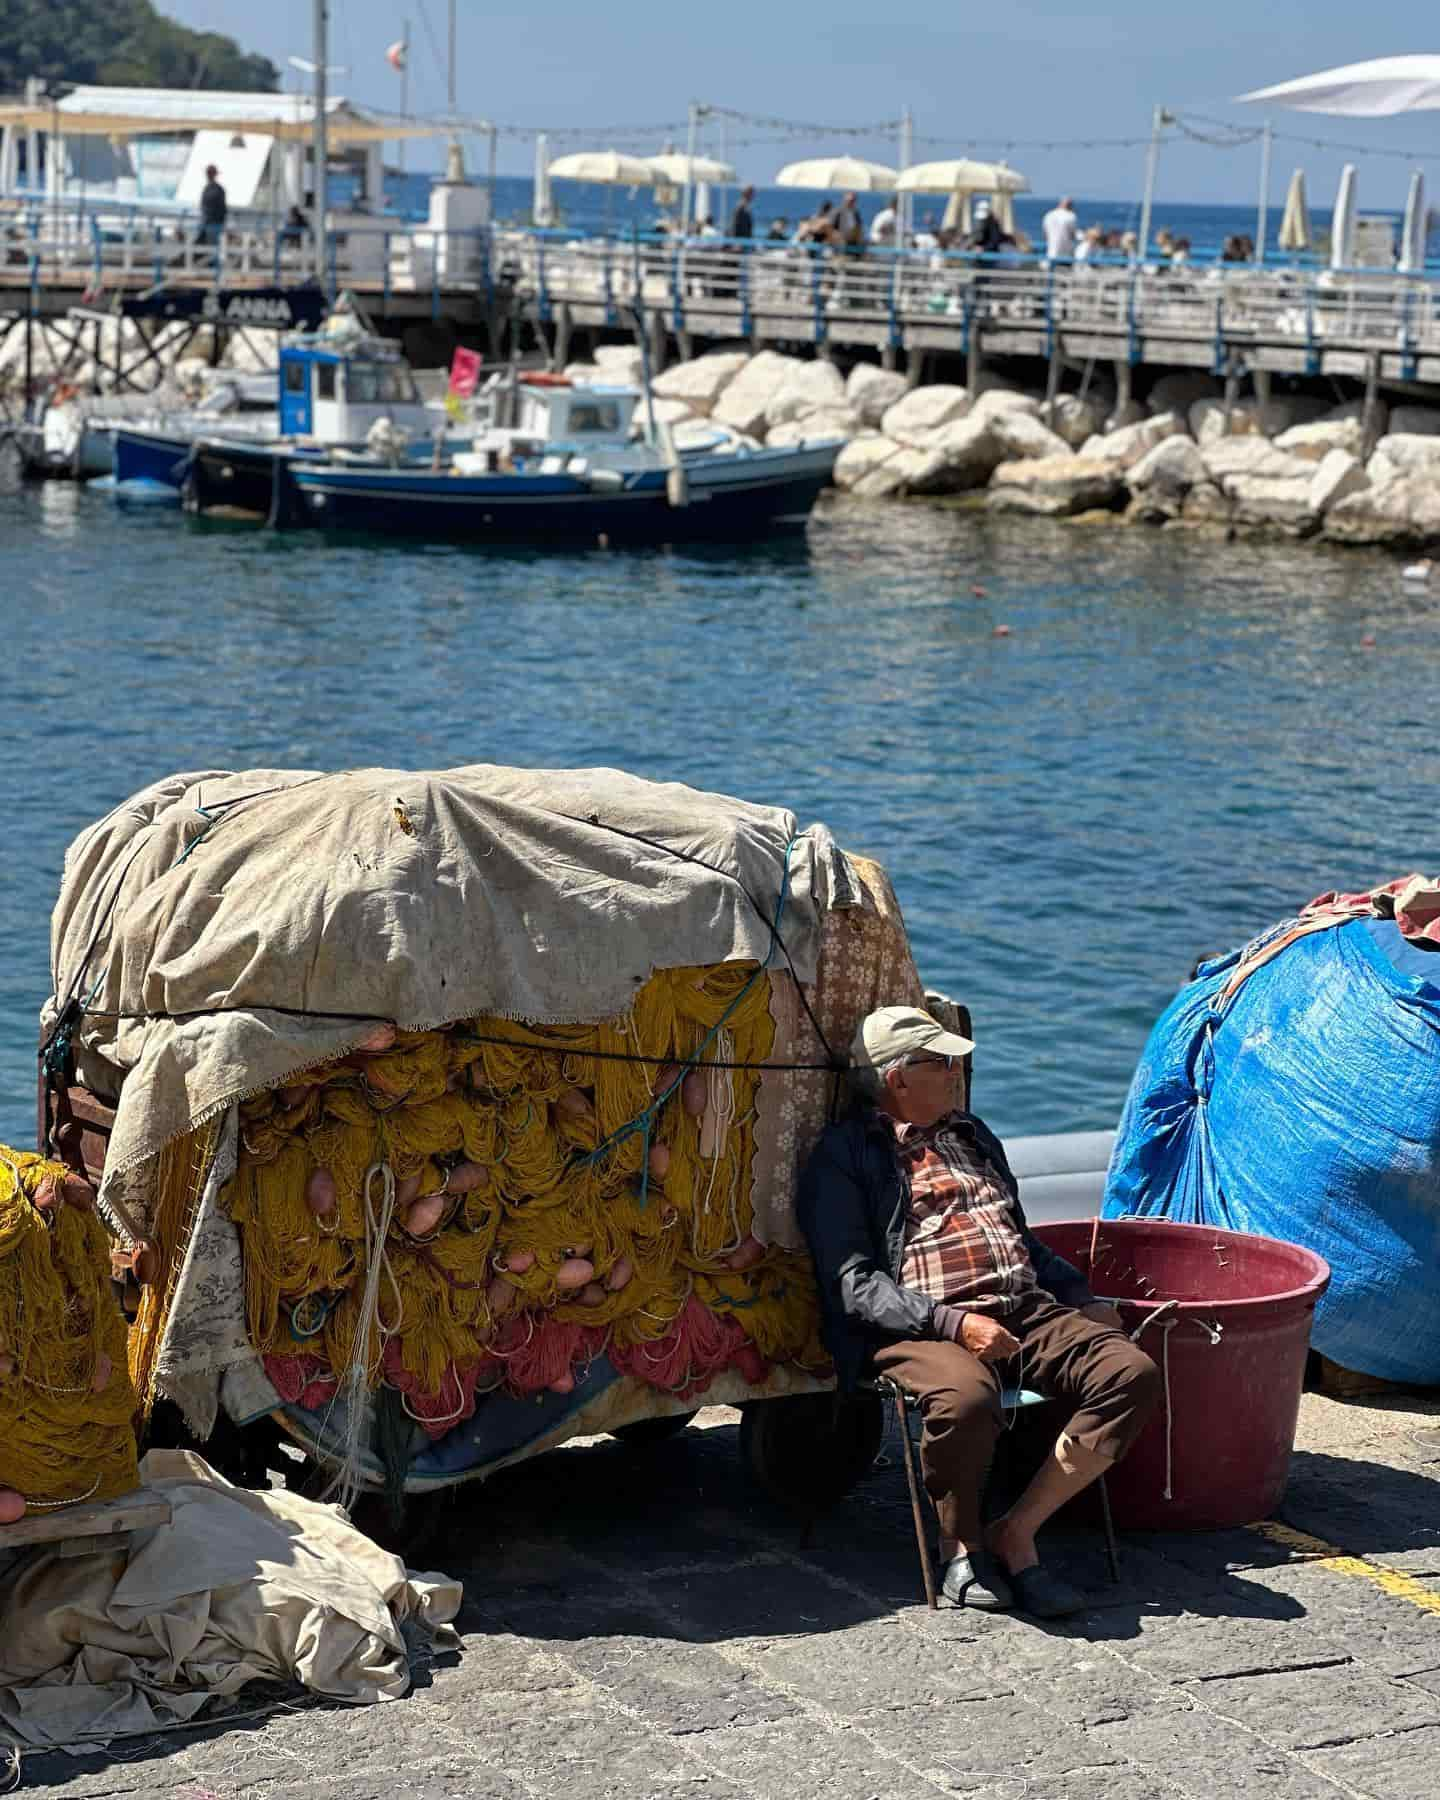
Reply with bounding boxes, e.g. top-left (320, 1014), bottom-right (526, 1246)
top-left (889, 1113), bottom-right (1044, 1316)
